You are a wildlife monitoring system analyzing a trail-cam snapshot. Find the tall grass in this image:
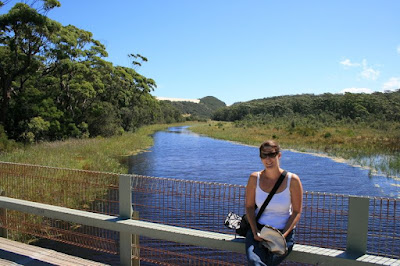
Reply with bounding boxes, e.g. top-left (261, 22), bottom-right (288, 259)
top-left (190, 121), bottom-right (400, 177)
top-left (0, 124), bottom-right (178, 173)
top-left (2, 120), bottom-right (398, 177)
top-left (0, 123), bottom-right (187, 244)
